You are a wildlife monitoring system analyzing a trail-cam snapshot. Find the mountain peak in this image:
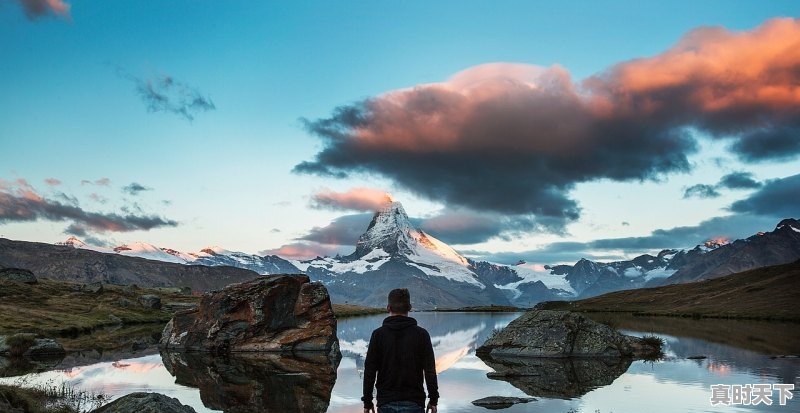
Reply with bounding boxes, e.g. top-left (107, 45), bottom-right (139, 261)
top-left (776, 218), bottom-right (800, 232)
top-left (353, 201), bottom-right (415, 257)
top-left (57, 236), bottom-right (86, 248)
